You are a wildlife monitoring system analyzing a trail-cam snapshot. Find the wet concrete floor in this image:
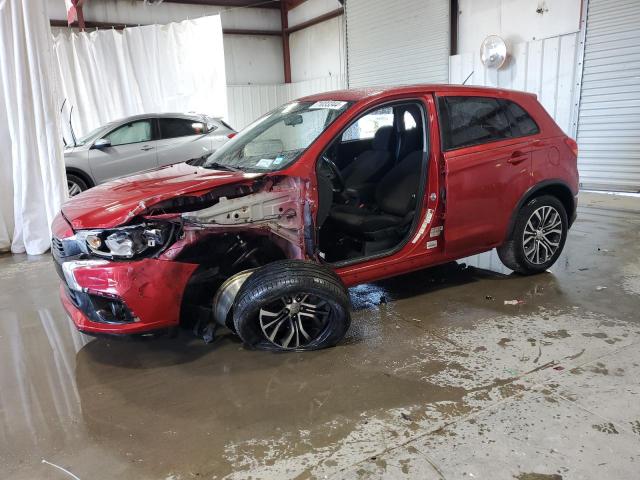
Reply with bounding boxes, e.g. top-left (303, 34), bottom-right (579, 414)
top-left (1, 192), bottom-right (639, 479)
